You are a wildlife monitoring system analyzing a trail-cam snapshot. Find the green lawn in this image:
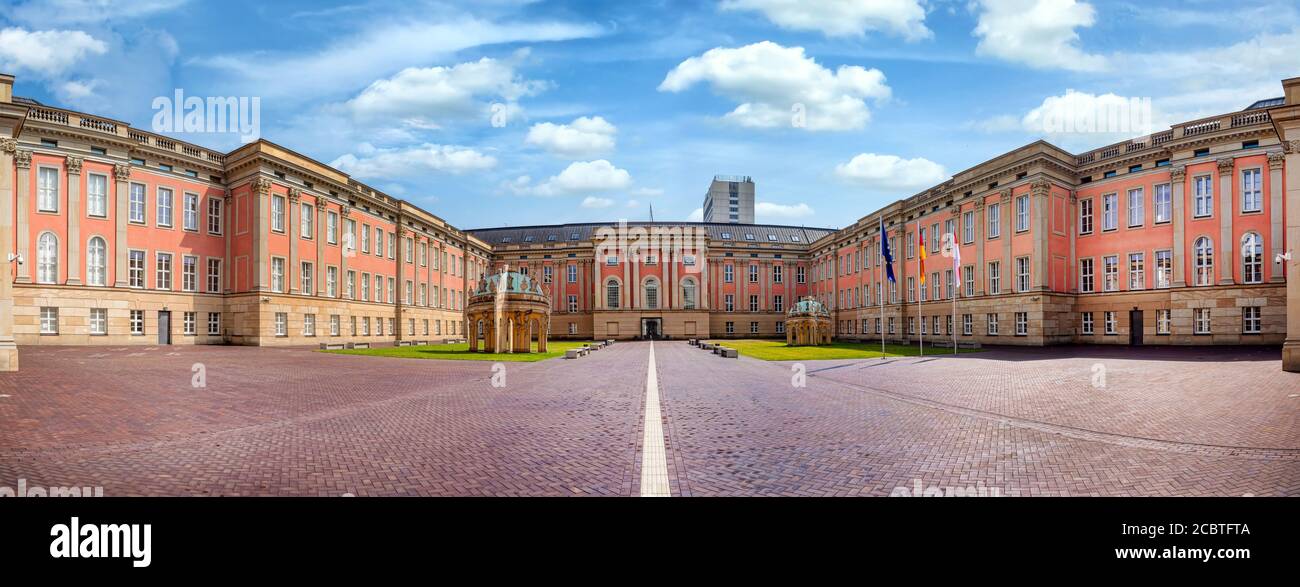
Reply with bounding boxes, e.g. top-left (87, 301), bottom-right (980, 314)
top-left (703, 339), bottom-right (982, 361)
top-left (322, 340), bottom-right (595, 362)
